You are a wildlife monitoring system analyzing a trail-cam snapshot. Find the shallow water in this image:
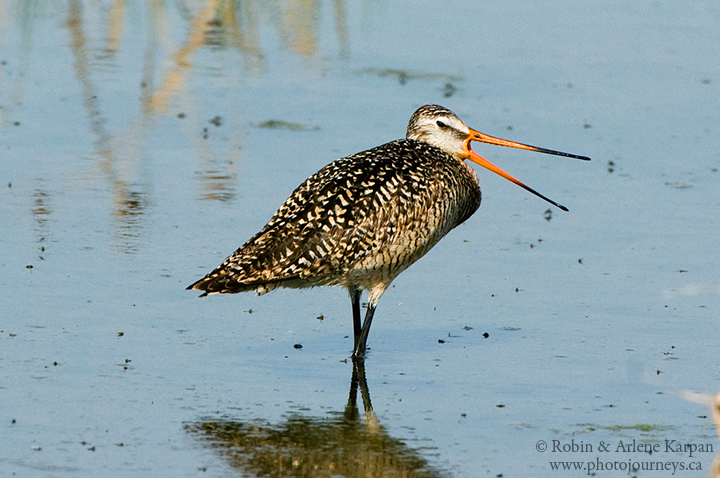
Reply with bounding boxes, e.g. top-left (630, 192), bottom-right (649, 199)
top-left (2, 1), bottom-right (720, 477)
